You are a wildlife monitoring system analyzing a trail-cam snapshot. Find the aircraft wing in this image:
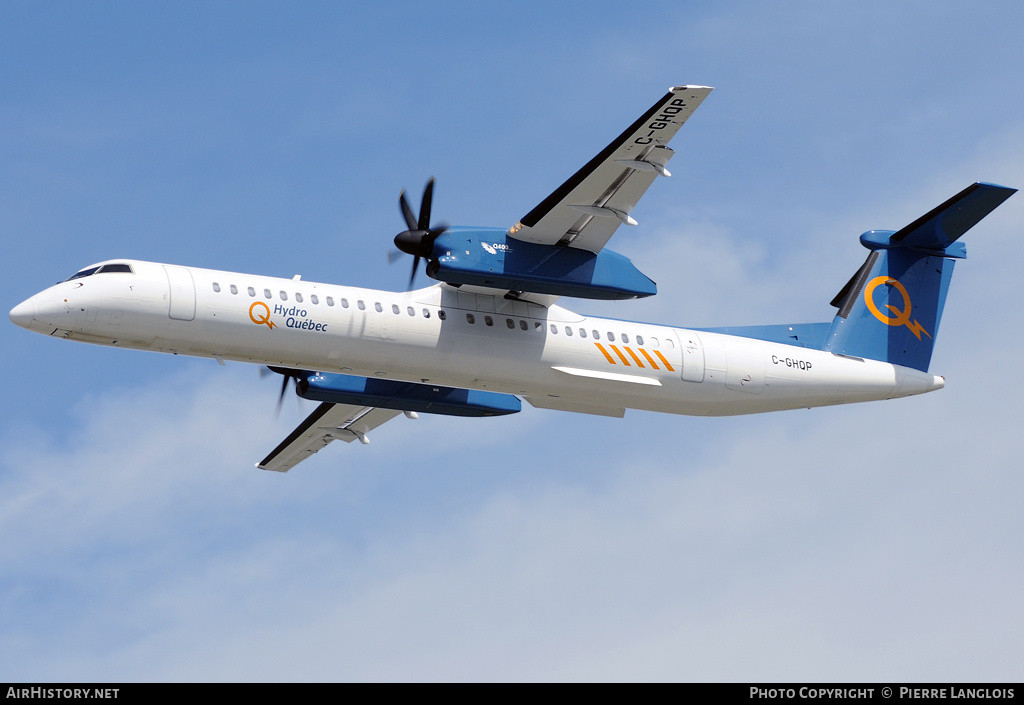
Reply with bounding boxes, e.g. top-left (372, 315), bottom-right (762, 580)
top-left (257, 403), bottom-right (402, 473)
top-left (507, 85), bottom-right (713, 254)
